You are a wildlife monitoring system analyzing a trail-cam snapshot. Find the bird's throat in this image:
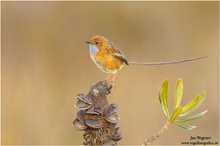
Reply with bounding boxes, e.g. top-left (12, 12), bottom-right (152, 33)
top-left (89, 45), bottom-right (99, 55)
